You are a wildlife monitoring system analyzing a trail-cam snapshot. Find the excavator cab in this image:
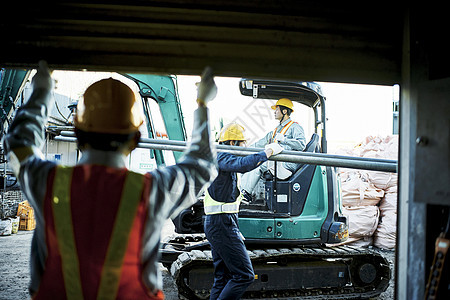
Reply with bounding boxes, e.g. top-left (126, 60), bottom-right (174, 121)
top-left (237, 79), bottom-right (348, 245)
top-left (173, 79), bottom-right (348, 245)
